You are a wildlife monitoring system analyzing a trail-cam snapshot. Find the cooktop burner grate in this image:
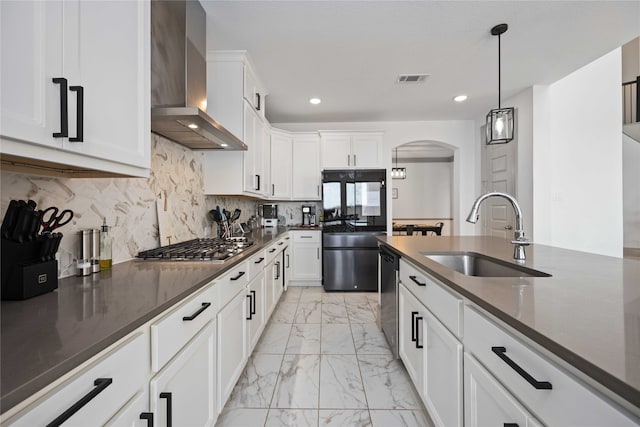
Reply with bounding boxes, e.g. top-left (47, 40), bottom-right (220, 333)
top-left (136, 237), bottom-right (254, 262)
